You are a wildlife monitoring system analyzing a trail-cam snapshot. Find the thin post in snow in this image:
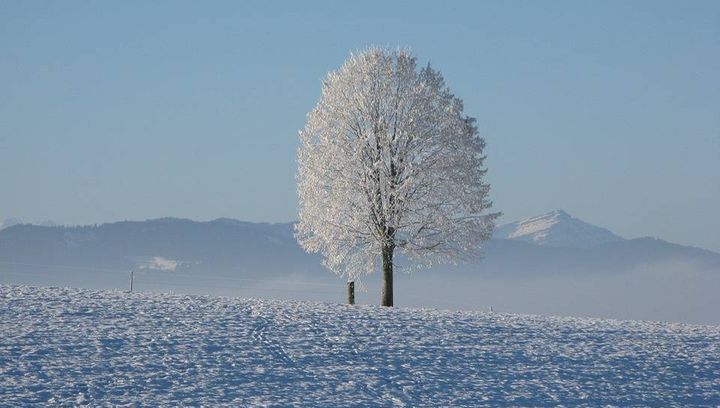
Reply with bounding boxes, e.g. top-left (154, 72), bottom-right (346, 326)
top-left (347, 281), bottom-right (355, 305)
top-left (129, 270), bottom-right (134, 293)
